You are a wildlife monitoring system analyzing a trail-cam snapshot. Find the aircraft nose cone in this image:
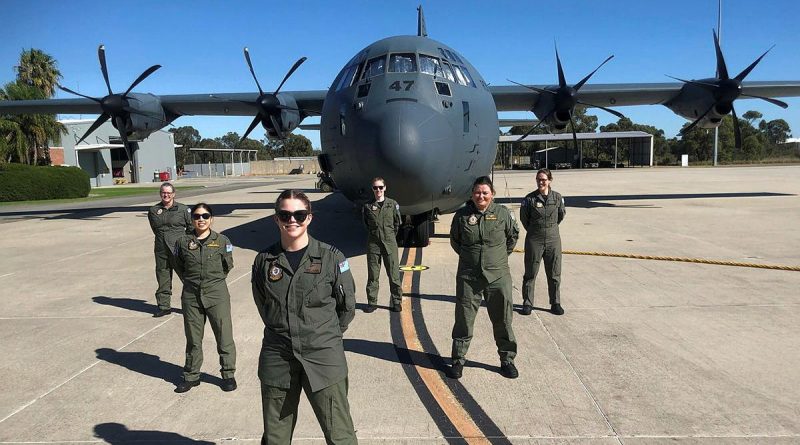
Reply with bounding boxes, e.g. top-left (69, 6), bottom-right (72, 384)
top-left (371, 100), bottom-right (451, 178)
